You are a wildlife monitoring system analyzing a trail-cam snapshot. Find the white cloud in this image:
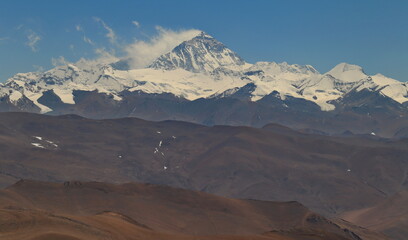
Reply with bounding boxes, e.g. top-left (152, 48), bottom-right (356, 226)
top-left (124, 26), bottom-right (201, 68)
top-left (16, 24), bottom-right (24, 30)
top-left (74, 48), bottom-right (119, 69)
top-left (94, 48), bottom-right (119, 63)
top-left (75, 24), bottom-right (94, 45)
top-left (132, 21), bottom-right (141, 28)
top-left (51, 56), bottom-right (70, 67)
top-left (94, 17), bottom-right (117, 44)
top-left (50, 49), bottom-right (118, 72)
top-left (33, 65), bottom-right (44, 72)
top-left (26, 31), bottom-right (41, 52)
